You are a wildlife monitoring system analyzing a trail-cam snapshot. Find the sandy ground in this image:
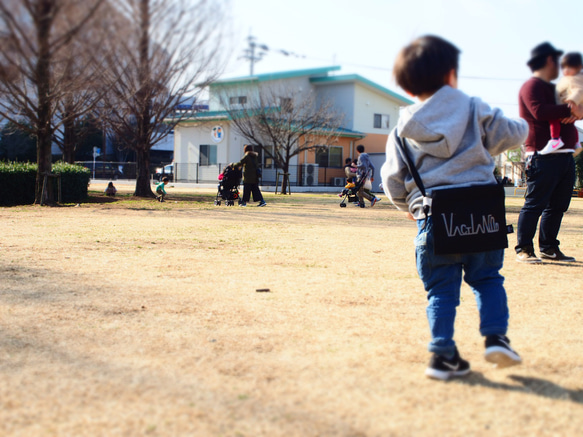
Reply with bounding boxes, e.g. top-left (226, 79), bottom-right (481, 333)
top-left (1, 185), bottom-right (583, 436)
